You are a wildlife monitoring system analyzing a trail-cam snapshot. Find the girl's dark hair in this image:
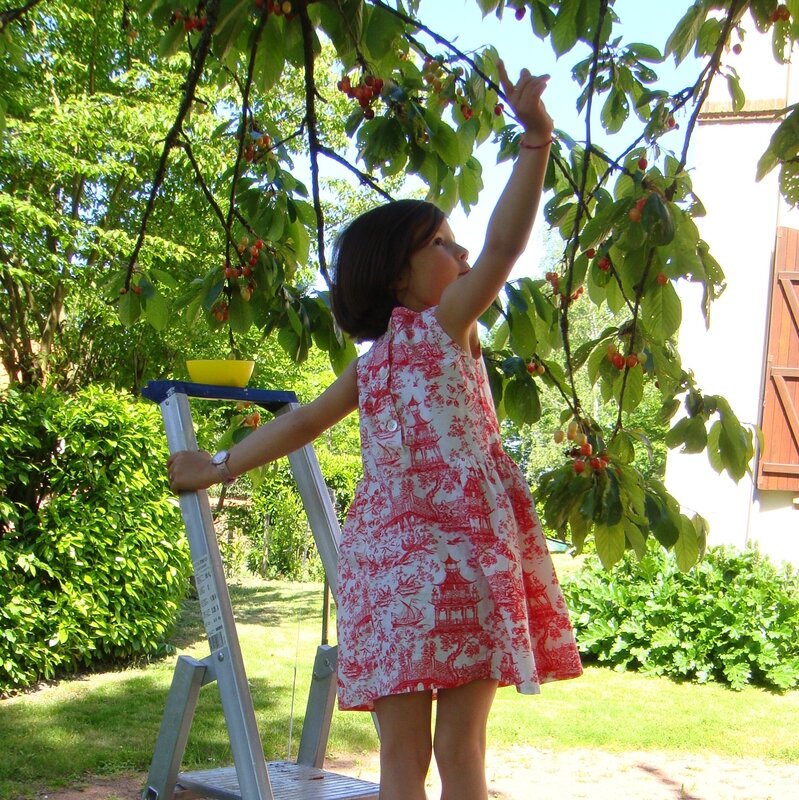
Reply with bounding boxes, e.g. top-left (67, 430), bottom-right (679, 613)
top-left (330, 199), bottom-right (445, 341)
